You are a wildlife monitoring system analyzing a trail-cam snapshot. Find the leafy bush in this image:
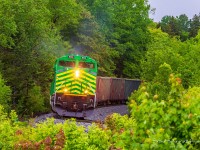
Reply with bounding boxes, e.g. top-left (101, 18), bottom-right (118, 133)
top-left (0, 72), bottom-right (199, 150)
top-left (0, 105), bottom-right (20, 149)
top-left (62, 119), bottom-right (89, 149)
top-left (149, 63), bottom-right (173, 100)
top-left (88, 124), bottom-right (110, 150)
top-left (128, 74), bottom-right (200, 149)
top-left (104, 113), bottom-right (136, 149)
